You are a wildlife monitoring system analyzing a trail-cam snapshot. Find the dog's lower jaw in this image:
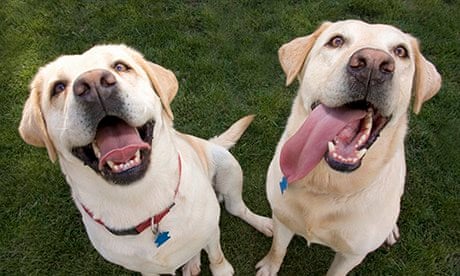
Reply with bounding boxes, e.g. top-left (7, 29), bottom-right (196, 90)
top-left (72, 146), bottom-right (152, 185)
top-left (71, 119), bottom-right (155, 185)
top-left (318, 102), bottom-right (390, 173)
